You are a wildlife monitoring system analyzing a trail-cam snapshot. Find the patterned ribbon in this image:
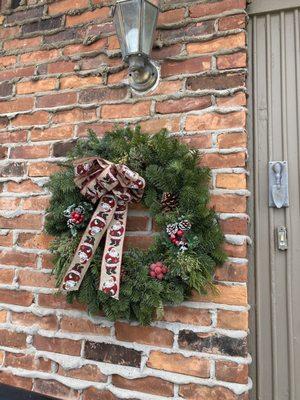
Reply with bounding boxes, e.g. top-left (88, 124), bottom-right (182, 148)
top-left (62, 157), bottom-right (145, 299)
